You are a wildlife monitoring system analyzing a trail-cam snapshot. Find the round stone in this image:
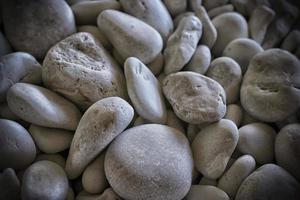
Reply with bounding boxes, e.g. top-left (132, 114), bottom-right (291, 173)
top-left (2, 0), bottom-right (76, 59)
top-left (0, 119), bottom-right (36, 170)
top-left (105, 124), bottom-right (193, 200)
top-left (162, 71), bottom-right (226, 124)
top-left (22, 160), bottom-right (69, 200)
top-left (240, 49), bottom-right (300, 122)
